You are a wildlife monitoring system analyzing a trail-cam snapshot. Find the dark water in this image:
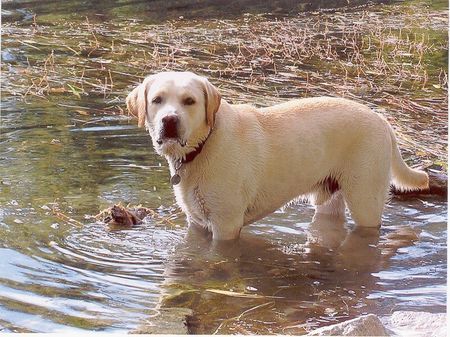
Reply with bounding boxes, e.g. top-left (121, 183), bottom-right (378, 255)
top-left (2, 0), bottom-right (393, 23)
top-left (0, 0), bottom-right (447, 333)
